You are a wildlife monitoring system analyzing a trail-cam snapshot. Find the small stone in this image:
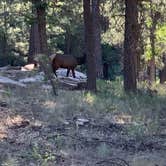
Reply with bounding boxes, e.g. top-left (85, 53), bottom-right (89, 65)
top-left (76, 118), bottom-right (89, 126)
